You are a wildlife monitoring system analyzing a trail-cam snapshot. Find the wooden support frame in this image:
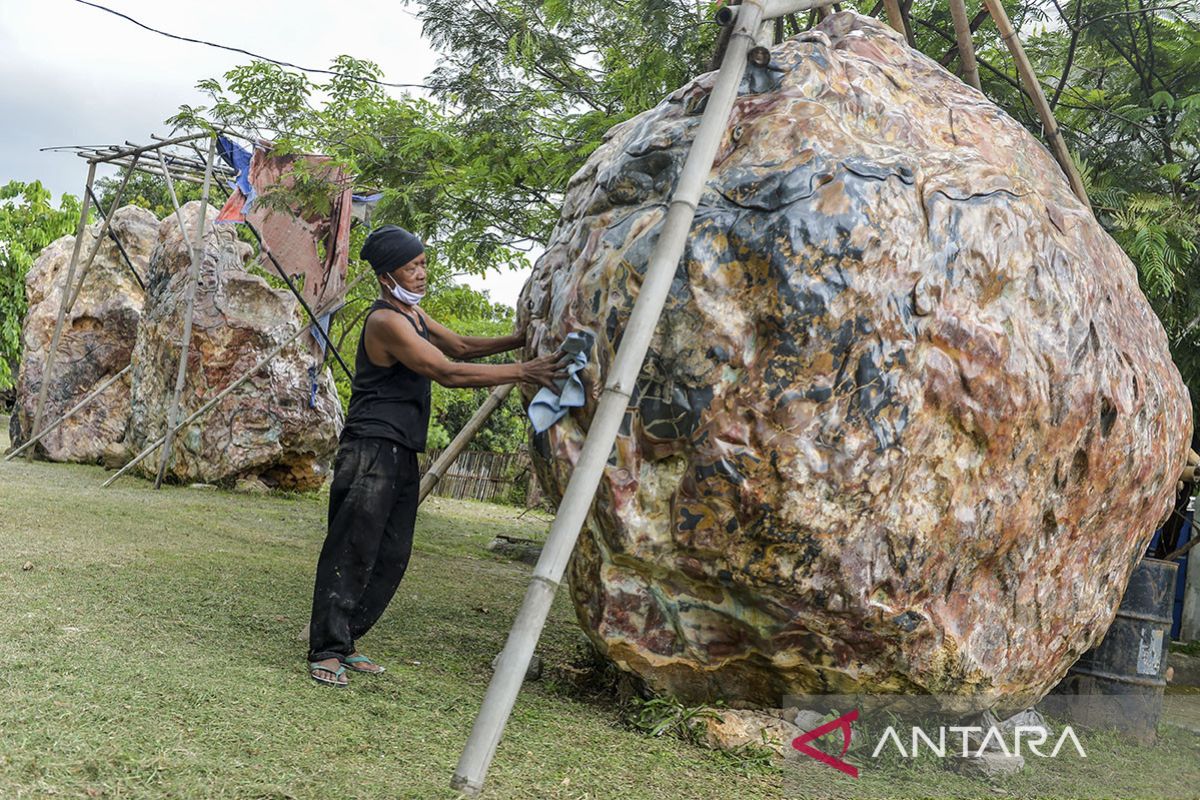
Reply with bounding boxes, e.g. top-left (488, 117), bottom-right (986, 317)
top-left (26, 162), bottom-right (96, 460)
top-left (101, 272), bottom-right (368, 488)
top-left (23, 128), bottom-right (368, 484)
top-left (88, 132), bottom-right (211, 164)
top-left (418, 384), bottom-right (515, 504)
top-left (153, 136), bottom-right (216, 489)
top-left (24, 155), bottom-right (137, 460)
top-left (5, 364), bottom-right (131, 461)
